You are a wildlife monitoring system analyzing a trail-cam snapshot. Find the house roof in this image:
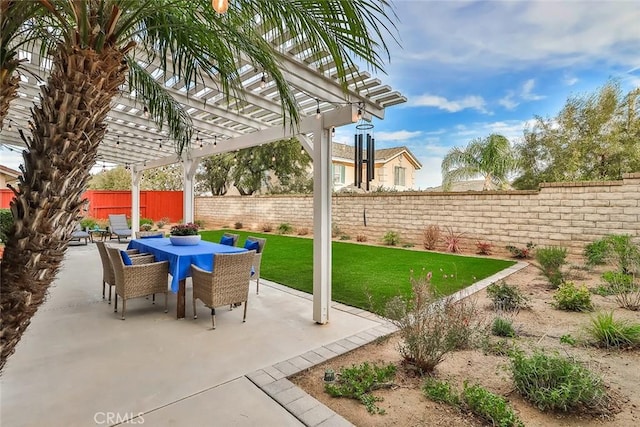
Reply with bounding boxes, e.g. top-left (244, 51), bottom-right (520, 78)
top-left (332, 142), bottom-right (422, 169)
top-left (0, 164), bottom-right (21, 178)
